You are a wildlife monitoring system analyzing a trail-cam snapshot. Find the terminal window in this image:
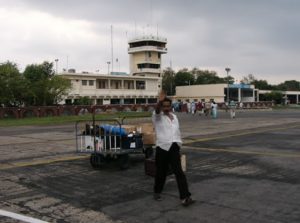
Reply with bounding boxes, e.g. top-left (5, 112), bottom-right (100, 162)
top-left (97, 79), bottom-right (108, 89)
top-left (110, 80), bottom-right (122, 89)
top-left (82, 80), bottom-right (87, 86)
top-left (136, 81), bottom-right (146, 90)
top-left (124, 80), bottom-right (134, 89)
